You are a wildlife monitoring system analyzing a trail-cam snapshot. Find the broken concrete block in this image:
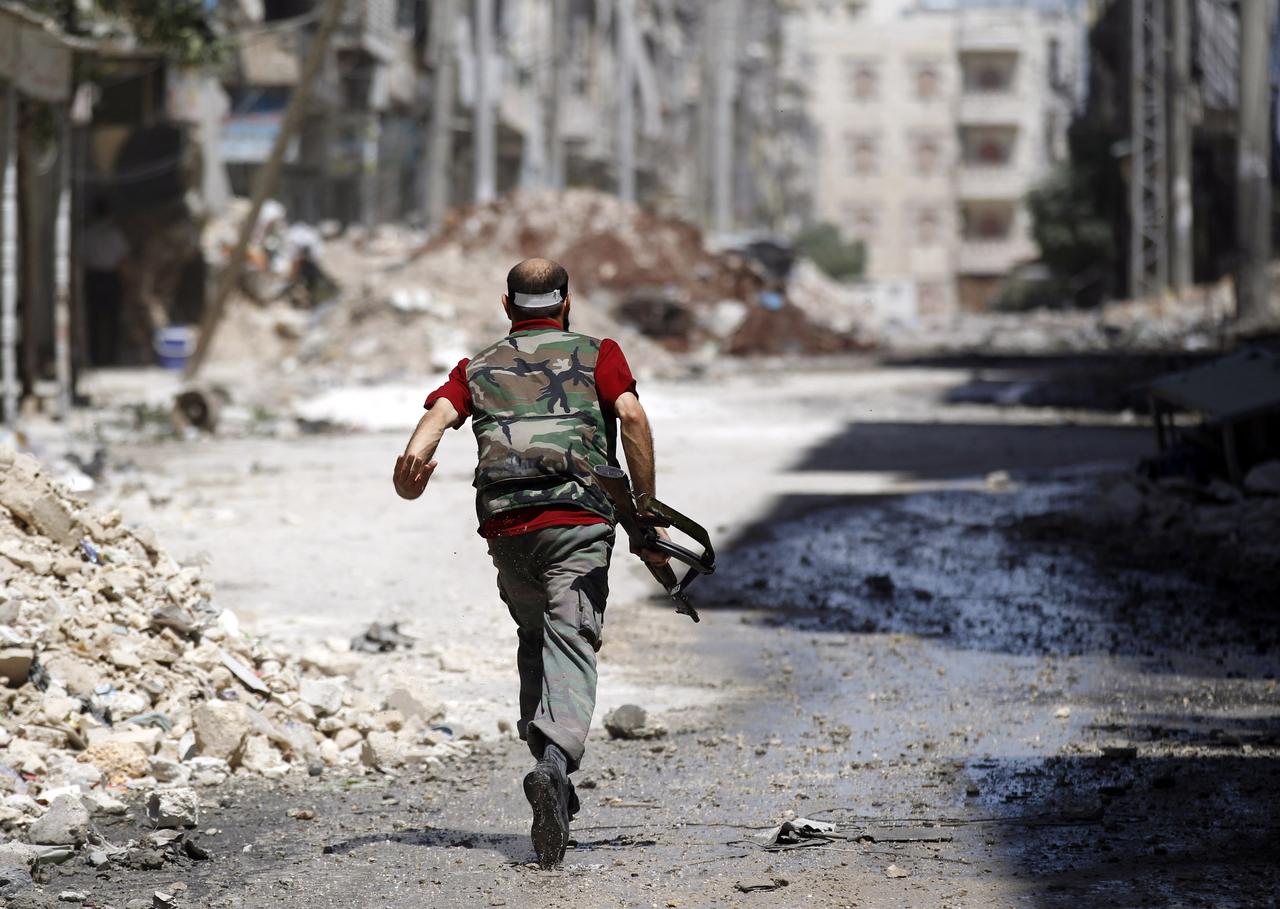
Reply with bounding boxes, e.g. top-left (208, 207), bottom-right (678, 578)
top-left (299, 678), bottom-right (344, 717)
top-left (80, 790), bottom-right (128, 817)
top-left (332, 728), bottom-right (362, 751)
top-left (359, 731), bottom-right (405, 769)
top-left (239, 735), bottom-right (288, 779)
top-left (603, 704), bottom-right (667, 740)
top-left (192, 701), bottom-right (251, 762)
top-left (385, 687), bottom-right (445, 724)
top-left (26, 795), bottom-right (91, 846)
top-left (184, 757), bottom-right (230, 787)
top-left (0, 452), bottom-right (79, 546)
top-left (145, 787), bottom-right (199, 829)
